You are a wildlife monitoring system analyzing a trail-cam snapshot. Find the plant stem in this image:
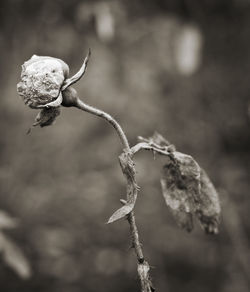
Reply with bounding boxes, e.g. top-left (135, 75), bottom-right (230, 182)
top-left (75, 98), bottom-right (153, 292)
top-left (76, 98), bottom-right (130, 151)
